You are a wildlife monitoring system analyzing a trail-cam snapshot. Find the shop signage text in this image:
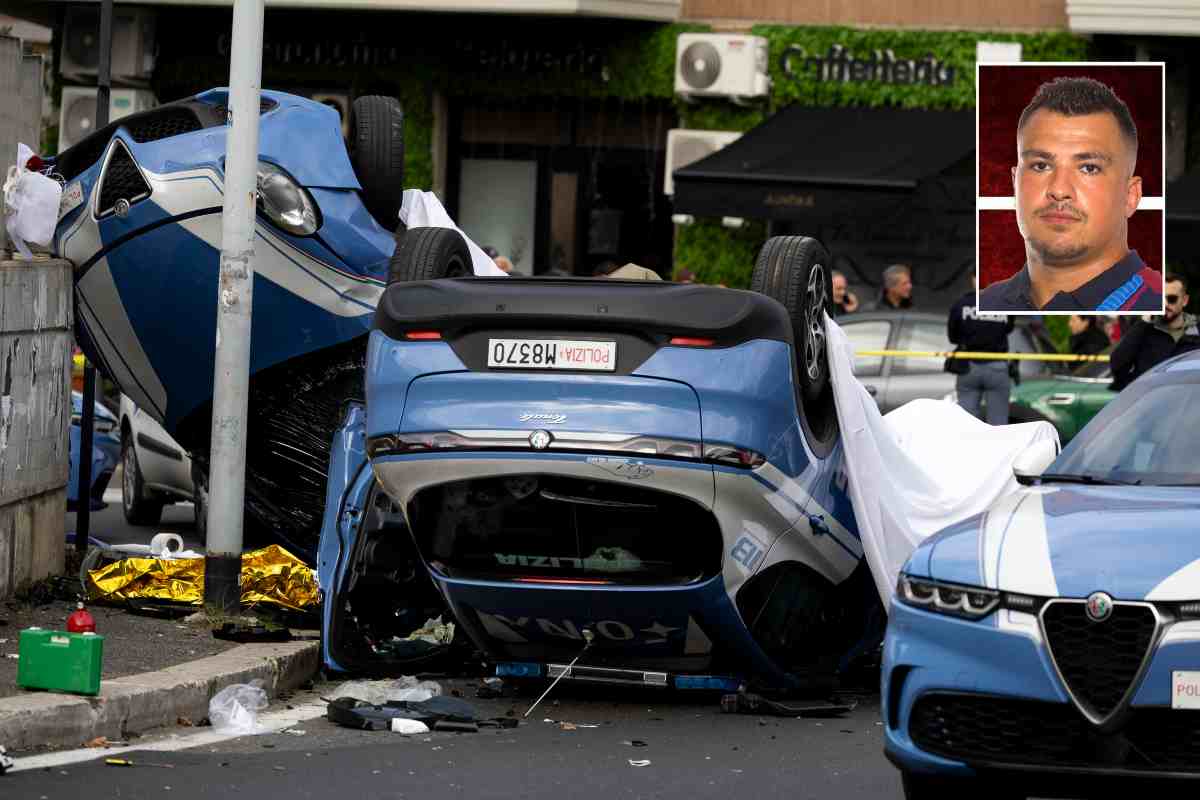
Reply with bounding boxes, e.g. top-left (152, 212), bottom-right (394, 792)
top-left (781, 44), bottom-right (957, 87)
